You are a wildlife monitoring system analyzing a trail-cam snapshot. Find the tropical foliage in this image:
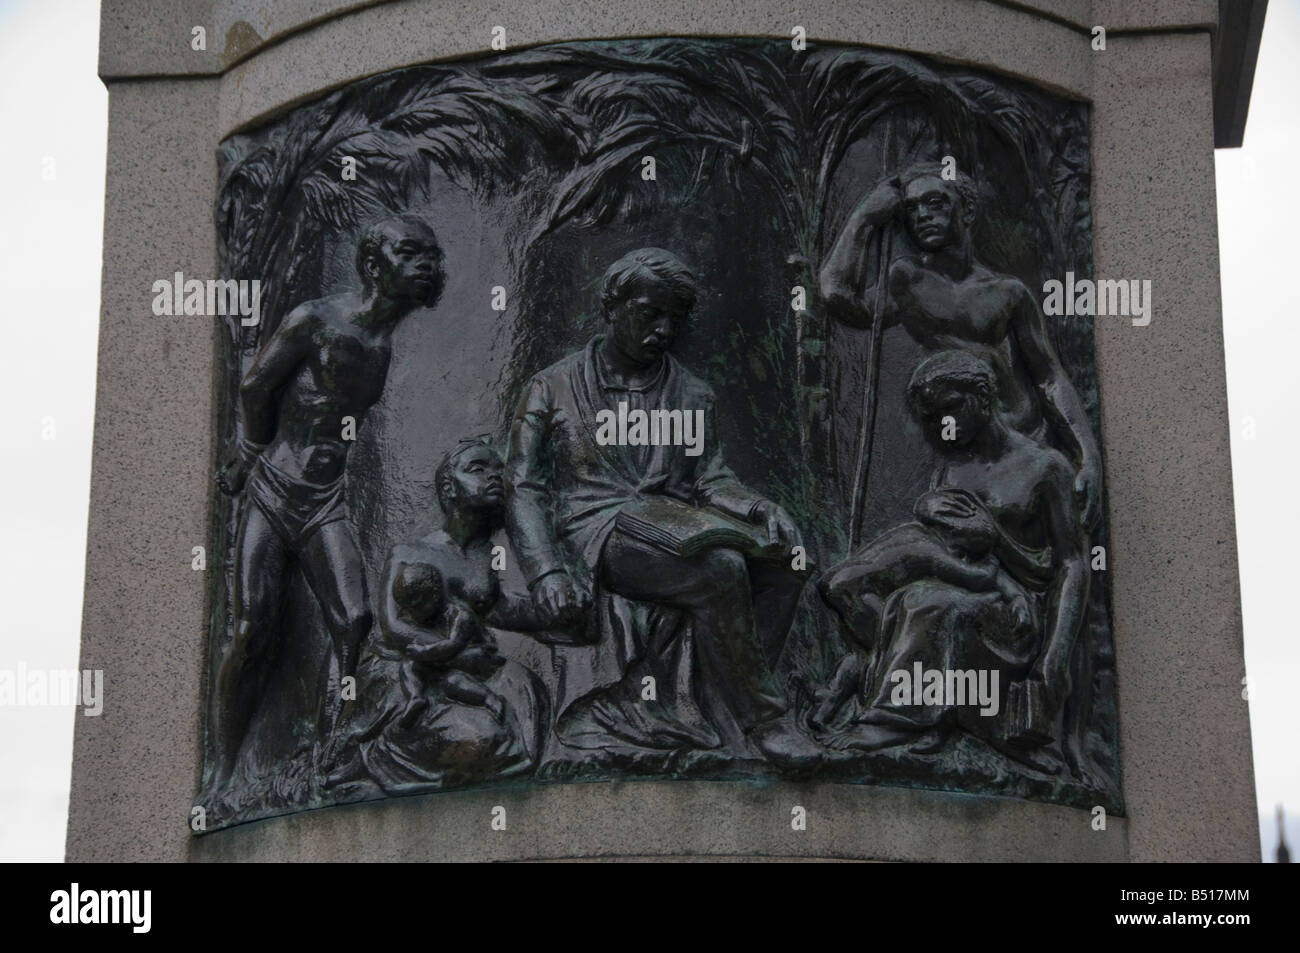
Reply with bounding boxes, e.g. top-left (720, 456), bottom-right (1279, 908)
top-left (210, 40), bottom-right (1116, 816)
top-left (219, 39), bottom-right (1094, 512)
